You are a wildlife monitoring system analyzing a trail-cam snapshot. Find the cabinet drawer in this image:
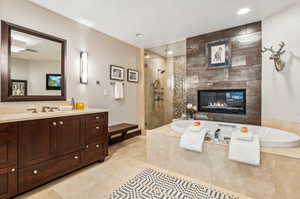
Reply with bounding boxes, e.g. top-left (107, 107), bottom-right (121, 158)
top-left (86, 113), bottom-right (107, 126)
top-left (83, 142), bottom-right (104, 165)
top-left (19, 152), bottom-right (82, 193)
top-left (0, 124), bottom-right (18, 169)
top-left (86, 123), bottom-right (105, 144)
top-left (0, 166), bottom-right (17, 199)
